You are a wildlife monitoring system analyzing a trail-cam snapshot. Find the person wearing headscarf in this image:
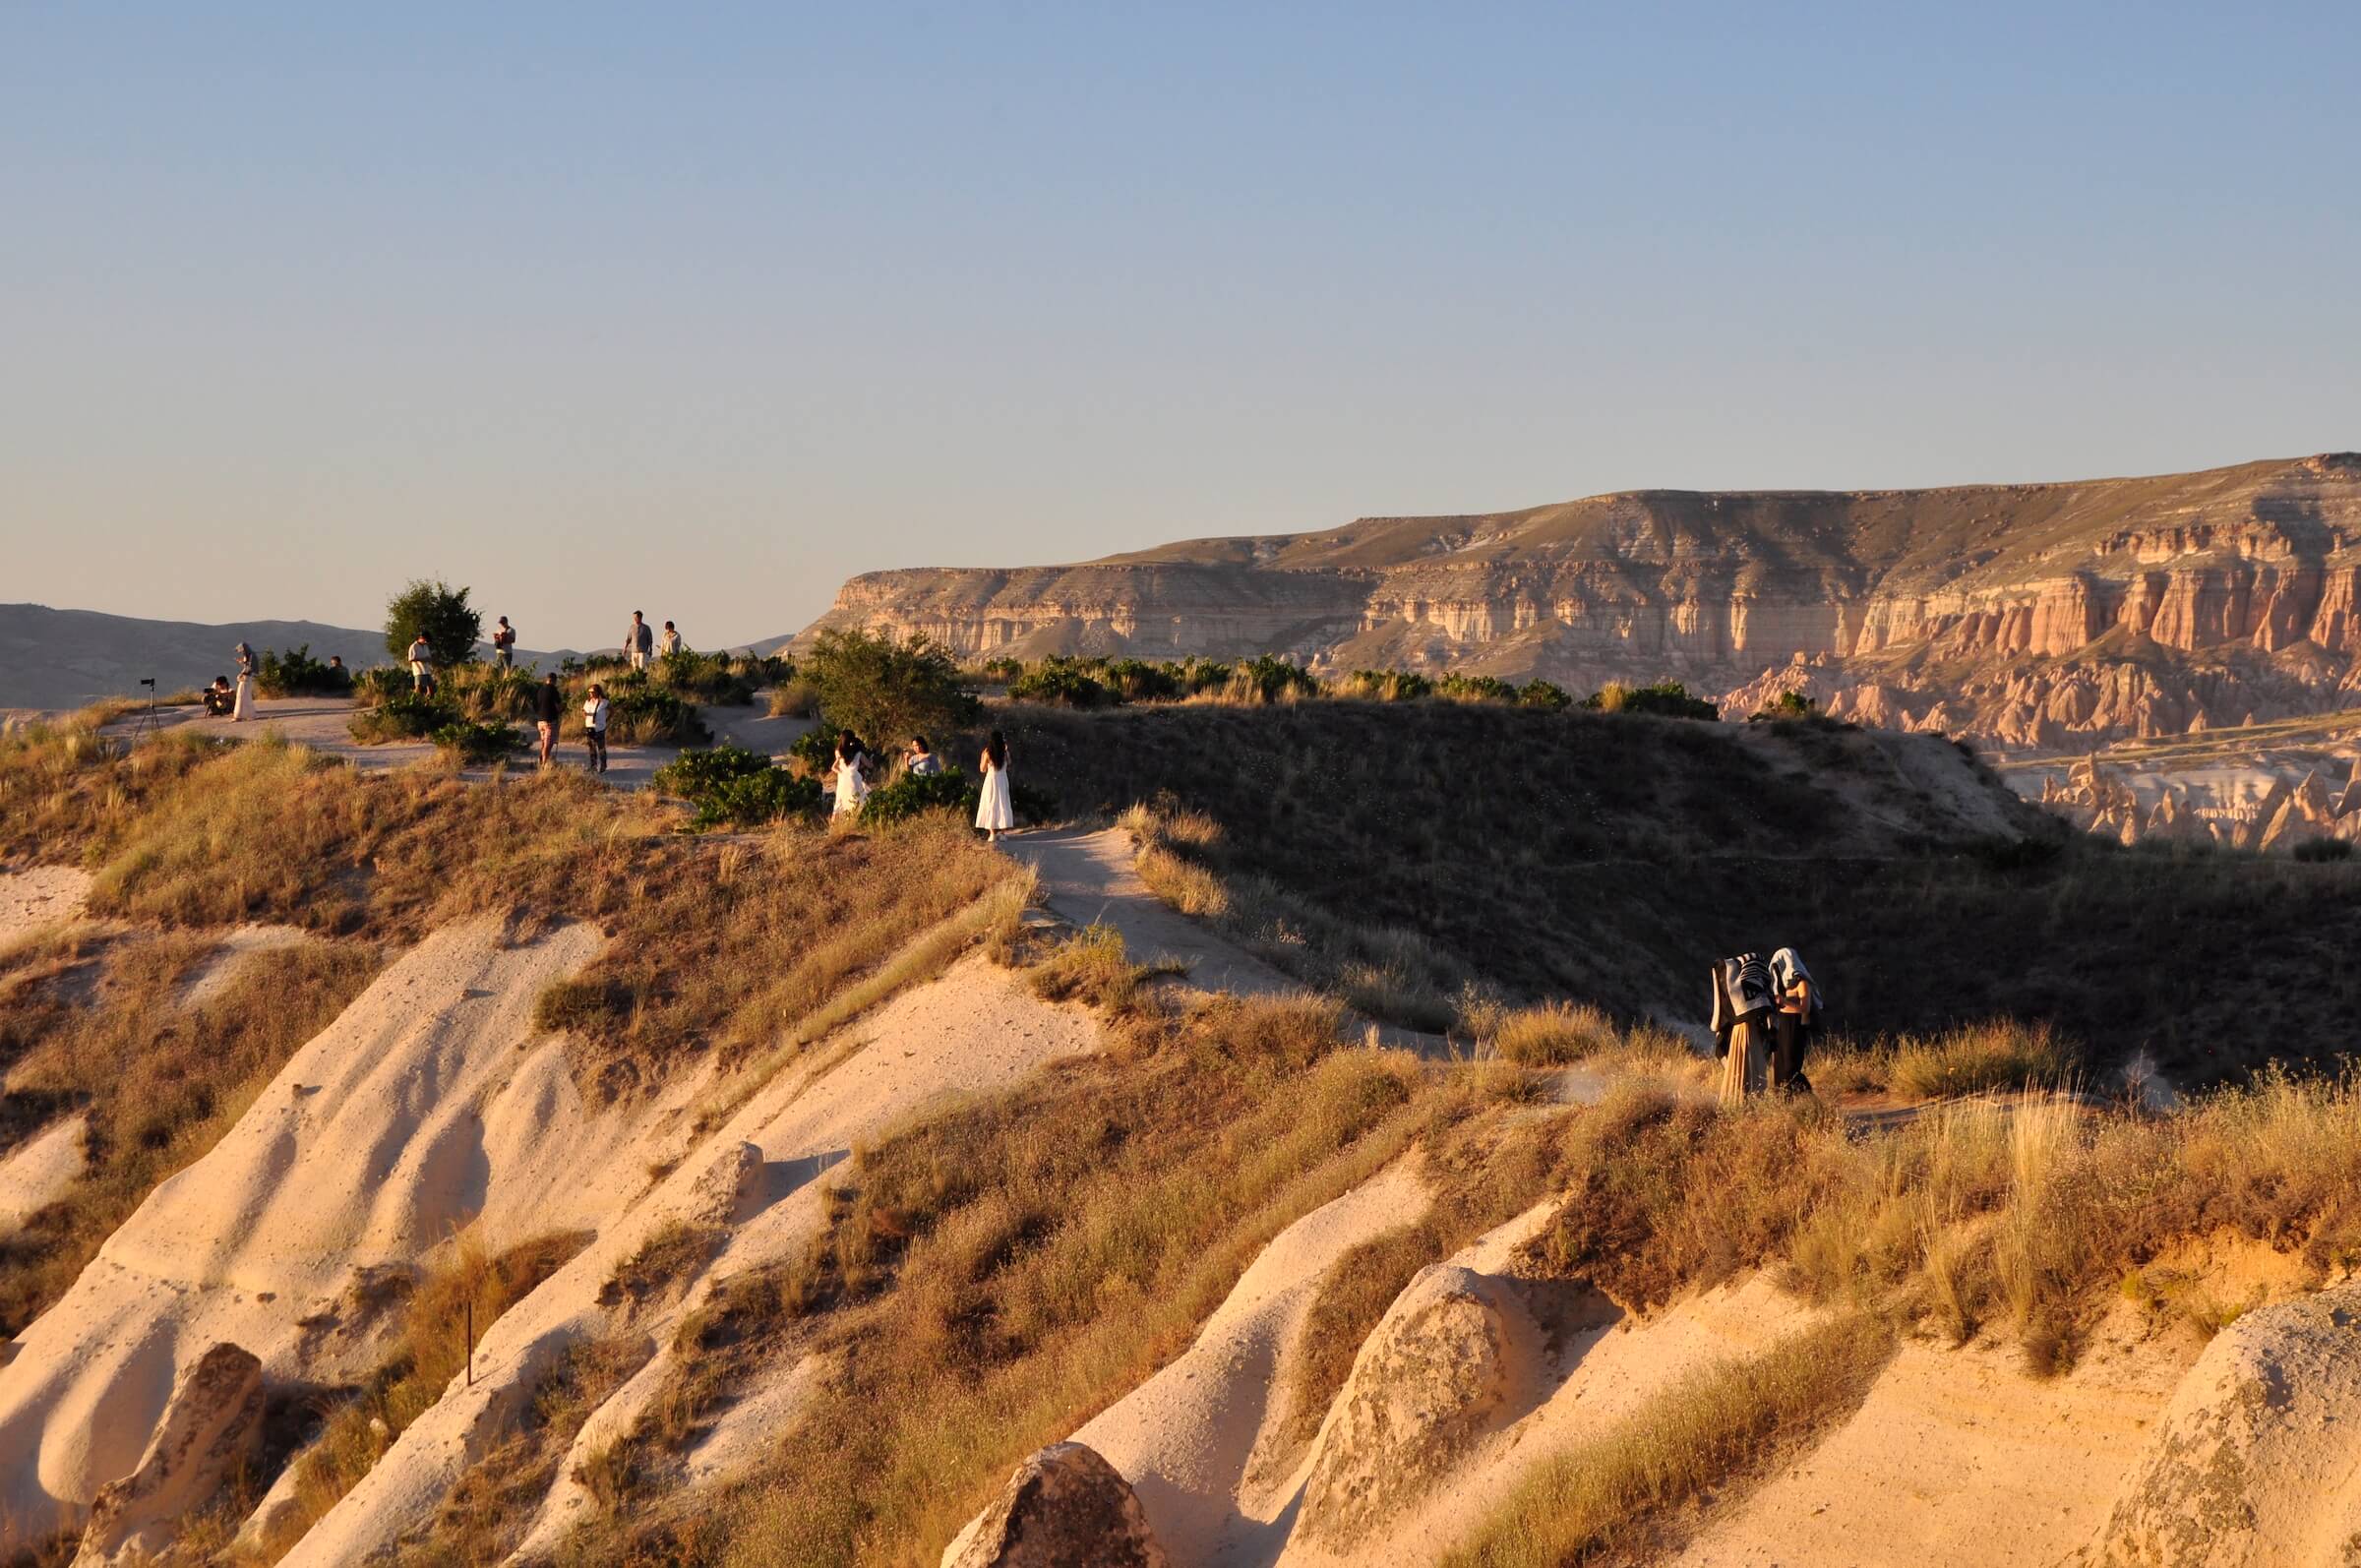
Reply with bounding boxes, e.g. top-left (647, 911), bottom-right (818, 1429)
top-left (1768, 947), bottom-right (1823, 1093)
top-left (1709, 951), bottom-right (1778, 1108)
